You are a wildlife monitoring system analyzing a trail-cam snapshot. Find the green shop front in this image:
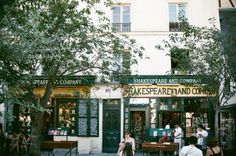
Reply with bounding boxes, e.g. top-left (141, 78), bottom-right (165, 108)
top-left (32, 76), bottom-right (99, 139)
top-left (122, 75), bottom-right (214, 150)
top-left (5, 76), bottom-right (99, 153)
top-left (33, 76), bottom-right (101, 154)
